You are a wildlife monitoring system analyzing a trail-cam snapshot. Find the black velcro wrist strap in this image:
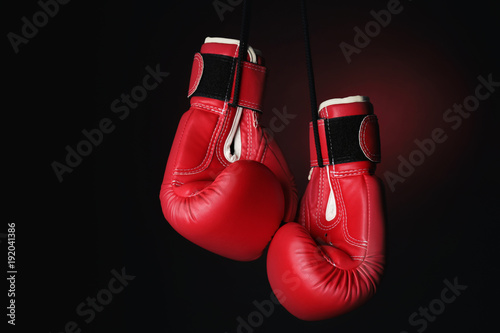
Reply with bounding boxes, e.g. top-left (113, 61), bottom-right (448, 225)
top-left (315, 114), bottom-right (381, 165)
top-left (188, 52), bottom-right (266, 112)
top-left (192, 54), bottom-right (235, 101)
top-left (326, 115), bottom-right (367, 164)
